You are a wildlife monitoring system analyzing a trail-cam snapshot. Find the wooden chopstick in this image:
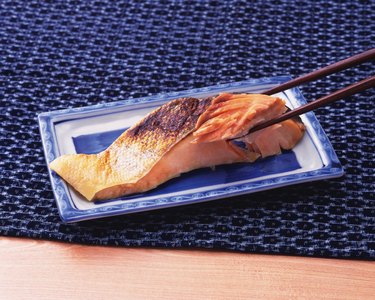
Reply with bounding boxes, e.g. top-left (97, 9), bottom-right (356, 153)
top-left (235, 48), bottom-right (375, 136)
top-left (247, 75), bottom-right (375, 134)
top-left (263, 48), bottom-right (375, 95)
